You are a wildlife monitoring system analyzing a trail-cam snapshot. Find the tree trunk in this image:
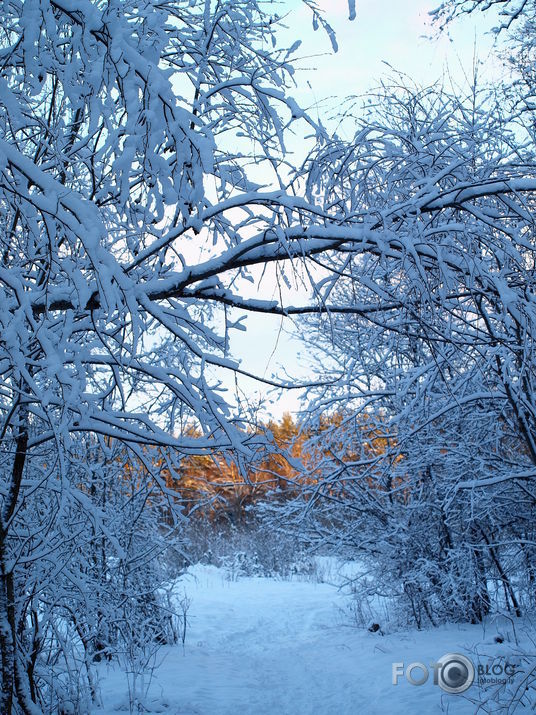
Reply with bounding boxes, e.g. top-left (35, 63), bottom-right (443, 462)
top-left (0, 539), bottom-right (14, 715)
top-left (0, 408), bottom-right (42, 714)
